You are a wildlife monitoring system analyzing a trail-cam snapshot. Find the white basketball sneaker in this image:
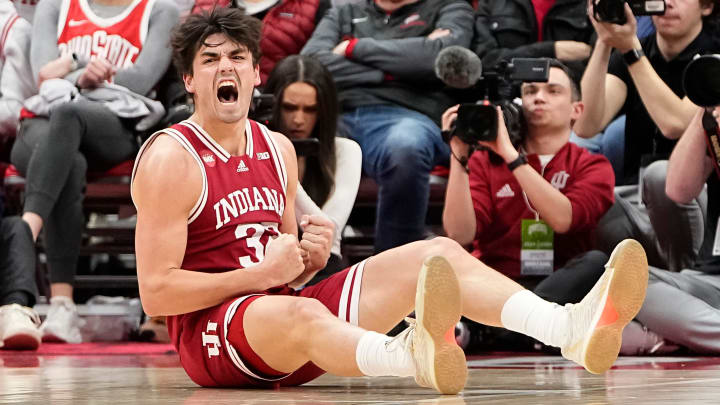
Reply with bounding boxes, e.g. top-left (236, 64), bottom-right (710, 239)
top-left (41, 296), bottom-right (85, 344)
top-left (561, 239), bottom-right (649, 374)
top-left (408, 256), bottom-right (467, 394)
top-left (0, 304), bottom-right (41, 350)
